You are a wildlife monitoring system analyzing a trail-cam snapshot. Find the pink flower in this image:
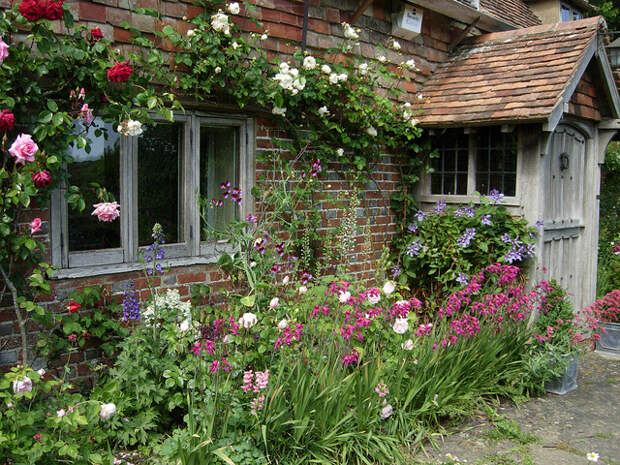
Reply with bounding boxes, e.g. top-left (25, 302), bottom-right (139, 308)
top-left (30, 218), bottom-right (42, 234)
top-left (0, 37), bottom-right (8, 62)
top-left (9, 134), bottom-right (38, 165)
top-left (91, 202), bottom-right (120, 222)
top-left (80, 103), bottom-right (93, 124)
top-left (32, 170), bottom-right (52, 188)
